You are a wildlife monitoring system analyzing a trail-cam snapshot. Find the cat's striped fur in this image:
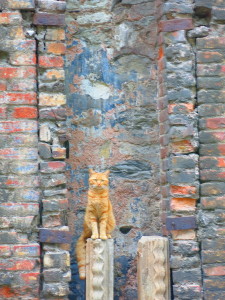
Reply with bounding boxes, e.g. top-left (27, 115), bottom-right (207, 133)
top-left (76, 169), bottom-right (116, 279)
